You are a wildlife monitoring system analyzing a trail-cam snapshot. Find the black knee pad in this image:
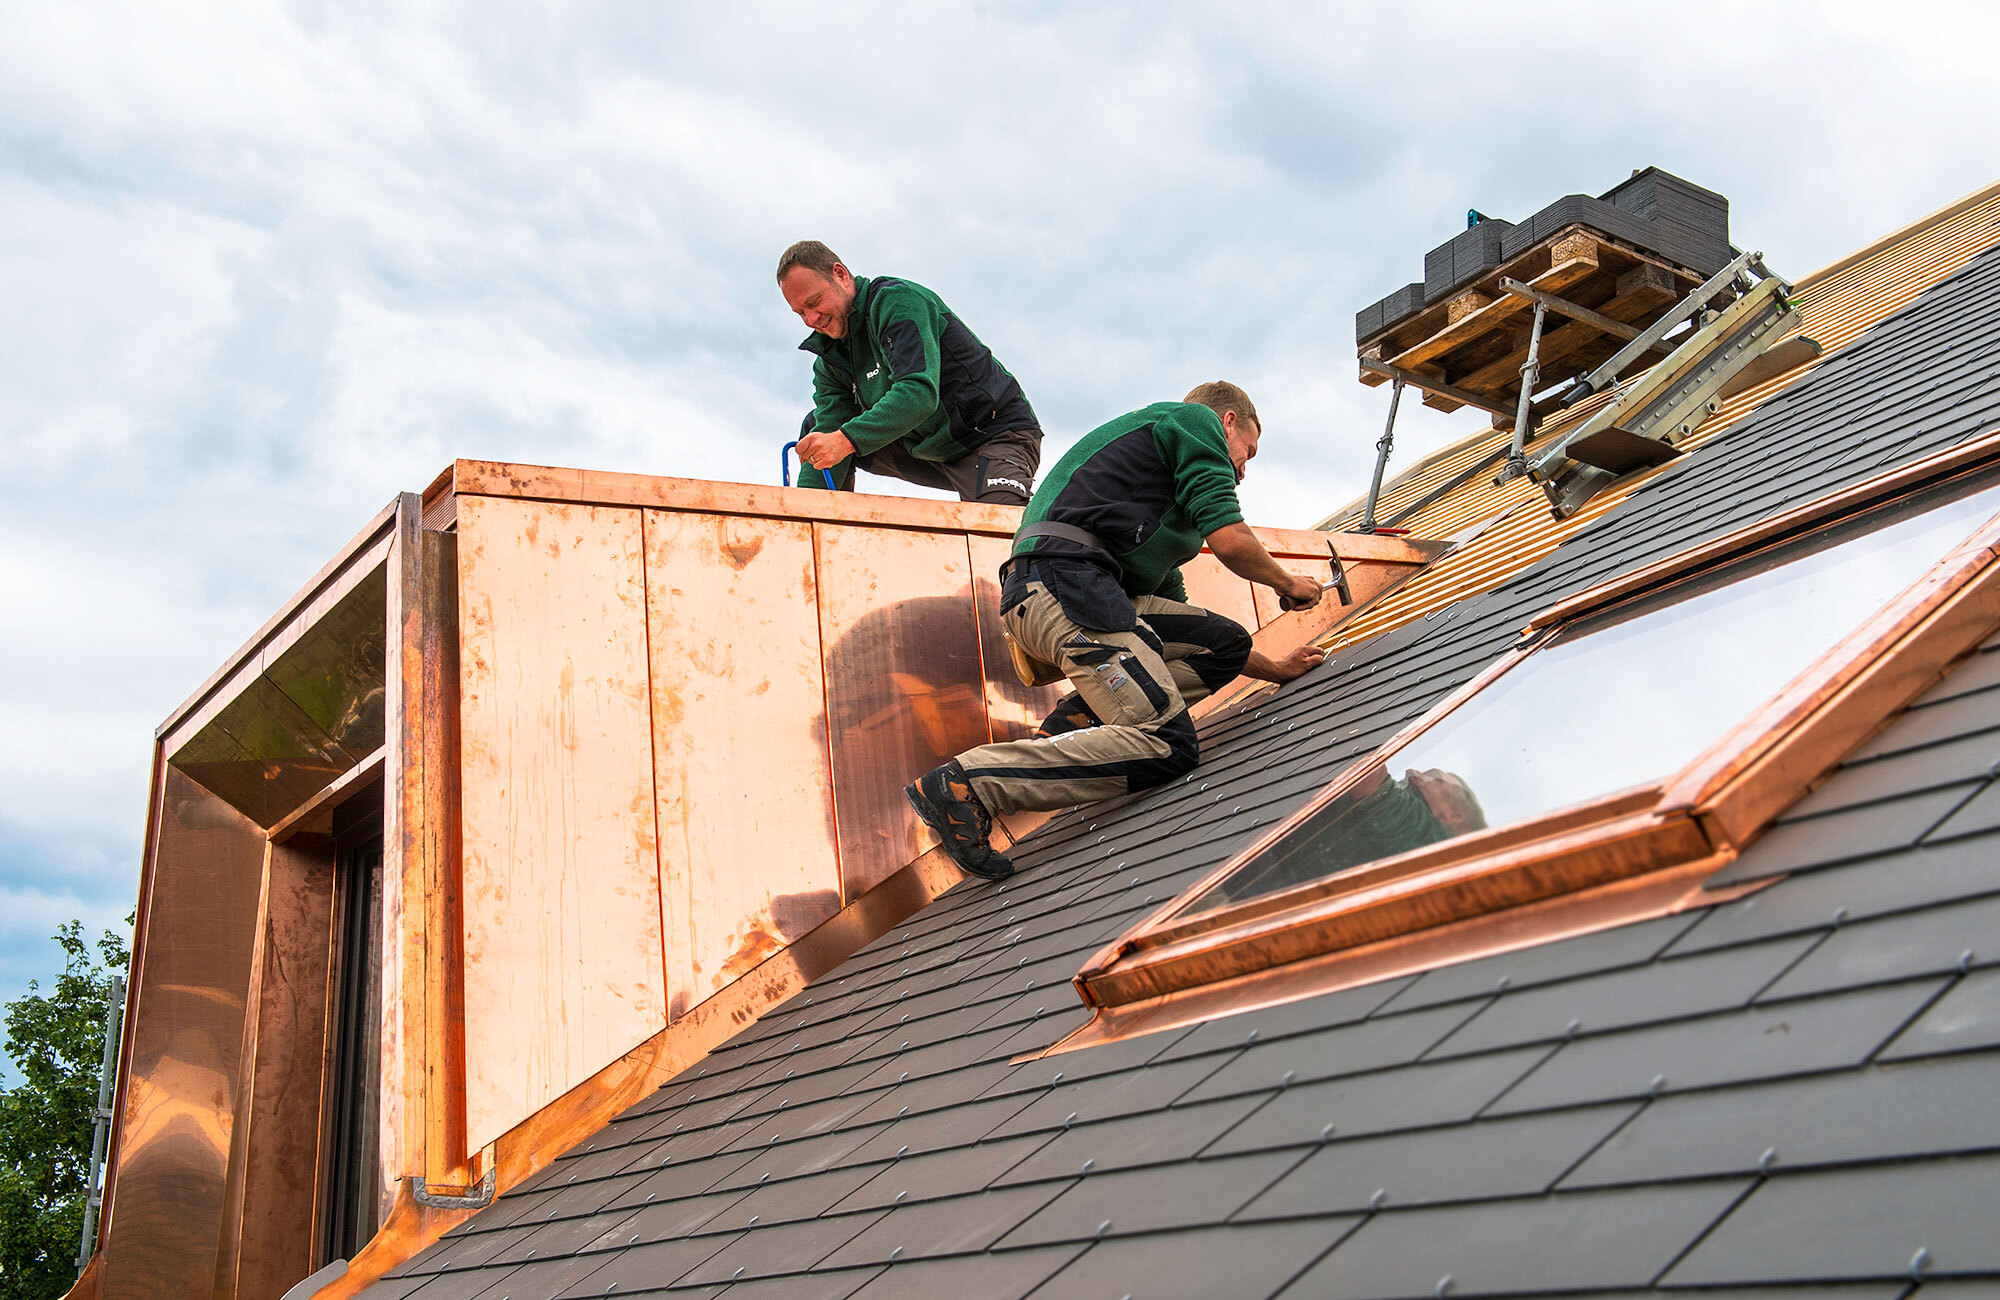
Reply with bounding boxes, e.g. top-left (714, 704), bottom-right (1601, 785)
top-left (1213, 620), bottom-right (1253, 682)
top-left (1125, 712), bottom-right (1200, 793)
